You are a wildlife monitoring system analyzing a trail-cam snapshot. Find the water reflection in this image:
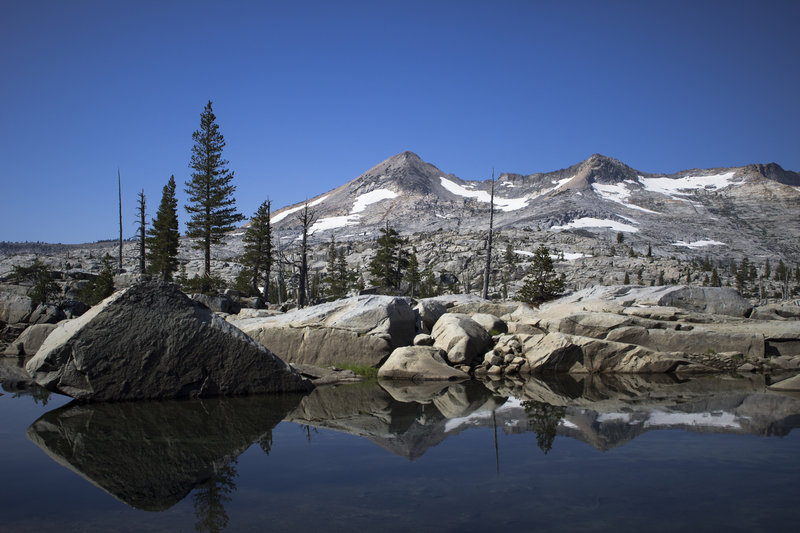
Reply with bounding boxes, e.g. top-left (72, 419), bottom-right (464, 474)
top-left (26, 394), bottom-right (304, 511)
top-left (26, 374), bottom-right (800, 517)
